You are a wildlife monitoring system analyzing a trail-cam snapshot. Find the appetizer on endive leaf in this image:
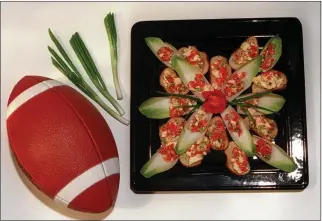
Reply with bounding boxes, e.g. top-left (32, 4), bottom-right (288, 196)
top-left (172, 55), bottom-right (213, 101)
top-left (253, 136), bottom-right (297, 172)
top-left (178, 46), bottom-right (209, 75)
top-left (221, 106), bottom-right (255, 157)
top-left (139, 96), bottom-right (197, 119)
top-left (141, 118), bottom-right (185, 178)
top-left (260, 35), bottom-right (282, 72)
top-left (145, 37), bottom-right (179, 69)
top-left (222, 56), bottom-right (261, 101)
top-left (140, 142), bottom-right (179, 178)
top-left (175, 106), bottom-right (212, 155)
